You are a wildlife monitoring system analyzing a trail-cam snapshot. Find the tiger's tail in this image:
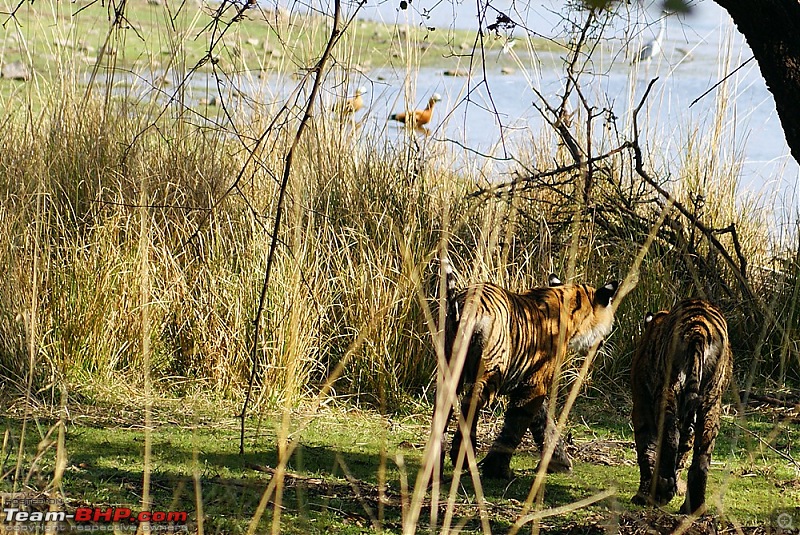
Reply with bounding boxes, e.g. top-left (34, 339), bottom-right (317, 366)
top-left (679, 330), bottom-right (706, 456)
top-left (685, 331), bottom-right (705, 409)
